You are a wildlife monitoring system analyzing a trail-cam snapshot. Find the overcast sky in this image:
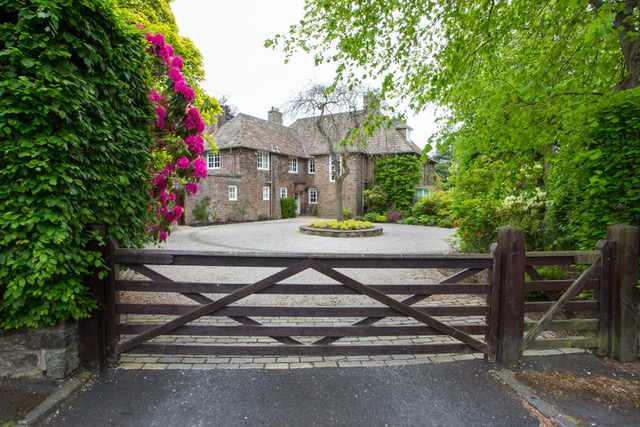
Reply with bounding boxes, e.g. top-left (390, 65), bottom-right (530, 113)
top-left (170, 0), bottom-right (437, 149)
